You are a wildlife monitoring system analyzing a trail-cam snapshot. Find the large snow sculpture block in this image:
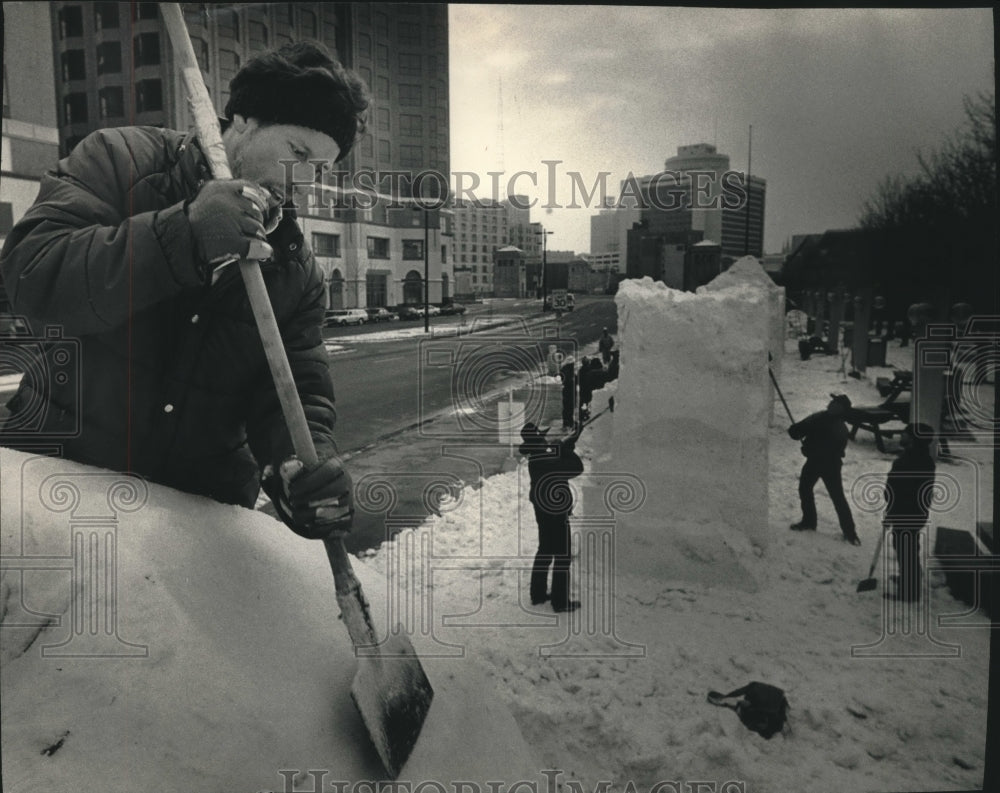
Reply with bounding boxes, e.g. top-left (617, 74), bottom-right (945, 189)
top-left (607, 277), bottom-right (770, 591)
top-left (699, 254), bottom-right (786, 389)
